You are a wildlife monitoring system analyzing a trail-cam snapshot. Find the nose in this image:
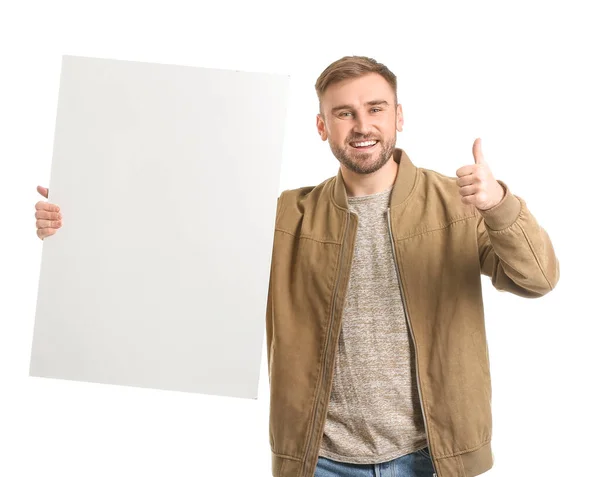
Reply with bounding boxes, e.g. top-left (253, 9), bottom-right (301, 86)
top-left (352, 111), bottom-right (372, 137)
